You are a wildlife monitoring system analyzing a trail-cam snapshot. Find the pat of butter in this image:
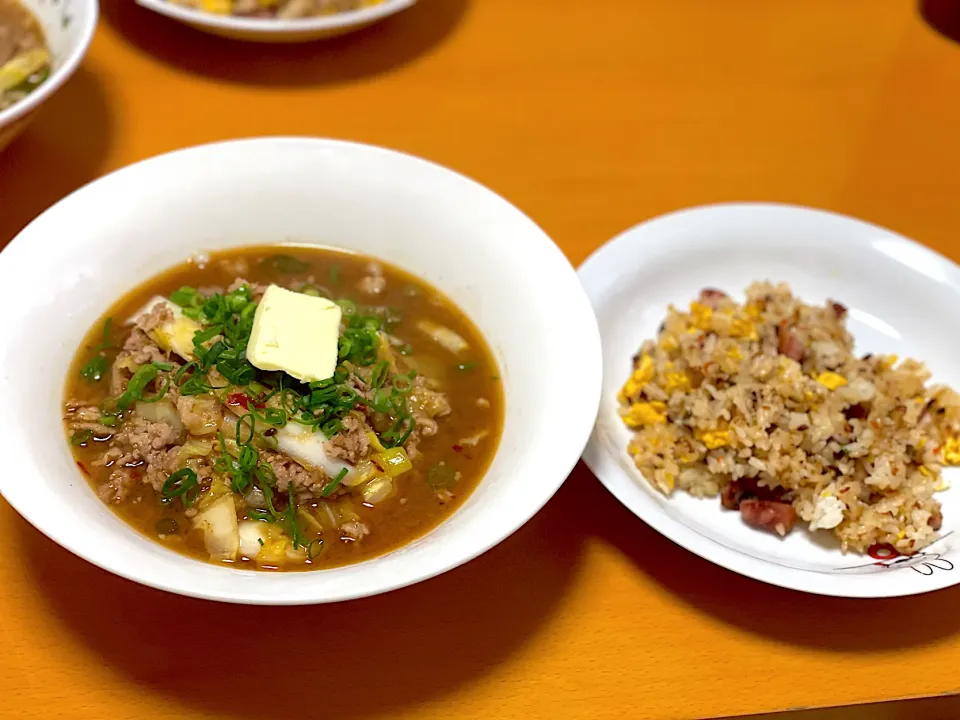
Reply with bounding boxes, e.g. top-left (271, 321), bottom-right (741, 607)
top-left (247, 285), bottom-right (342, 382)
